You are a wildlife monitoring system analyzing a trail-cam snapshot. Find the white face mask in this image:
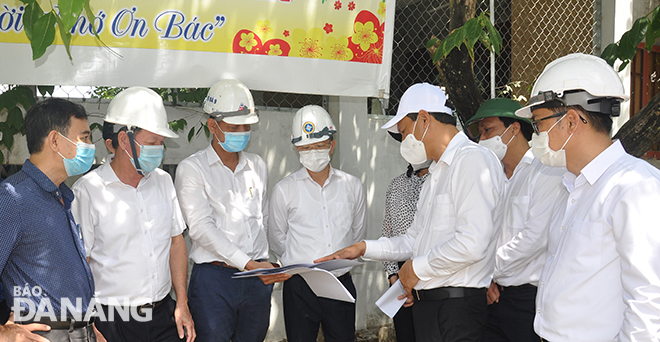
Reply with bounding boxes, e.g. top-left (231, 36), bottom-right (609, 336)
top-left (400, 118), bottom-right (429, 165)
top-left (478, 125), bottom-right (514, 160)
top-left (300, 148), bottom-right (331, 172)
top-left (530, 113), bottom-right (573, 167)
